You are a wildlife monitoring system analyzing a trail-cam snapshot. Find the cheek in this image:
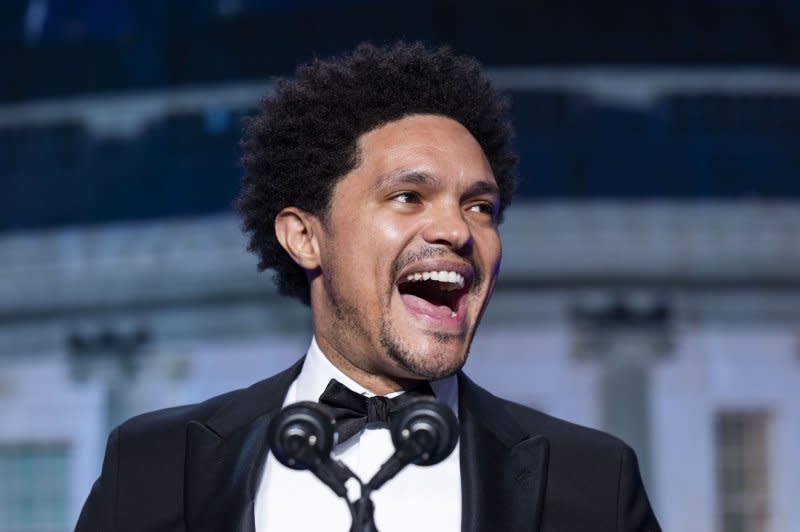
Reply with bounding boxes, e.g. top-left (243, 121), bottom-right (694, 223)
top-left (368, 216), bottom-right (415, 270)
top-left (333, 223), bottom-right (402, 288)
top-left (491, 238), bottom-right (502, 272)
top-left (371, 215), bottom-right (410, 243)
top-left (479, 229), bottom-right (502, 262)
top-left (368, 218), bottom-right (416, 297)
